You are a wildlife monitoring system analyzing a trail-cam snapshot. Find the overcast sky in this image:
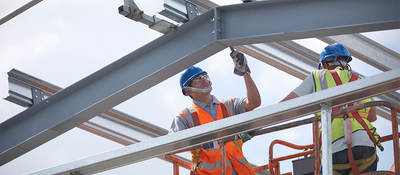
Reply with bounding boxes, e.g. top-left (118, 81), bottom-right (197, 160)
top-left (0, 0), bottom-right (399, 174)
